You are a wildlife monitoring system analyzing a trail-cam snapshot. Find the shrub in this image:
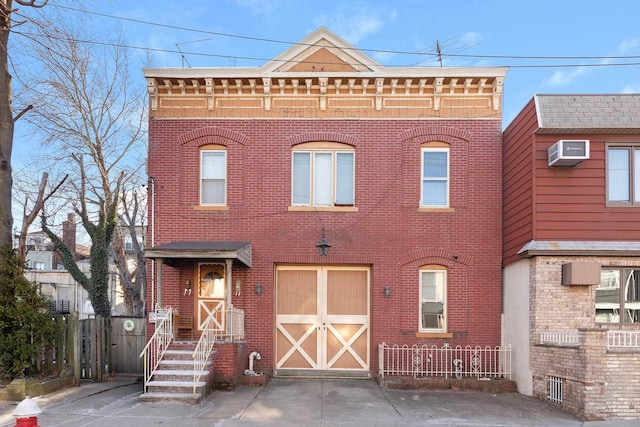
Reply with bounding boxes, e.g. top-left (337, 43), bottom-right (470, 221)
top-left (0, 245), bottom-right (56, 380)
